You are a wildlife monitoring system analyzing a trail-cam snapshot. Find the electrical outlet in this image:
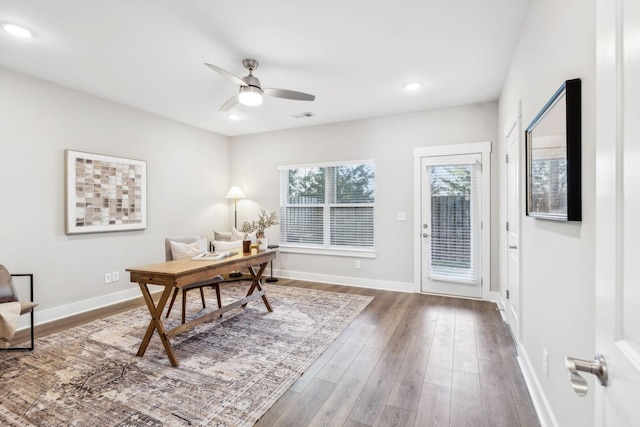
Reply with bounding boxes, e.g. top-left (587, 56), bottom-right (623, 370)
top-left (104, 273), bottom-right (112, 284)
top-left (396, 211), bottom-right (407, 221)
top-left (543, 348), bottom-right (549, 376)
top-left (355, 260), bottom-right (361, 269)
top-left (112, 271), bottom-right (119, 282)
